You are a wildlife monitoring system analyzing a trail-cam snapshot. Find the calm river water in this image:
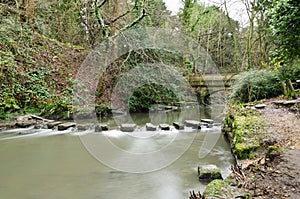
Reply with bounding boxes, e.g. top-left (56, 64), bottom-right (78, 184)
top-left (0, 106), bottom-right (233, 199)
